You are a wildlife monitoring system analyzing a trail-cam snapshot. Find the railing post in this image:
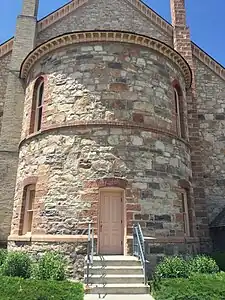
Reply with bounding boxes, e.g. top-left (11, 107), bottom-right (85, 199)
top-left (91, 225), bottom-right (94, 264)
top-left (86, 223), bottom-right (91, 286)
top-left (133, 223), bottom-right (147, 285)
